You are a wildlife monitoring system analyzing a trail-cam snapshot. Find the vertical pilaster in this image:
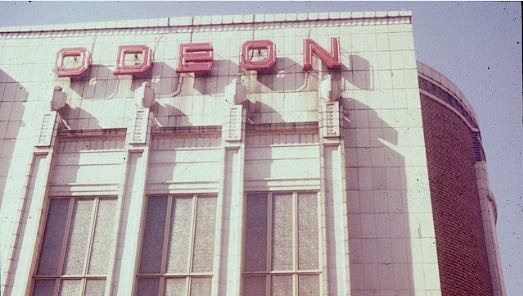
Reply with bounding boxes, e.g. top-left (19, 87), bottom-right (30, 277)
top-left (3, 110), bottom-right (60, 296)
top-left (318, 75), bottom-right (350, 296)
top-left (109, 82), bottom-right (154, 296)
top-left (217, 80), bottom-right (247, 296)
